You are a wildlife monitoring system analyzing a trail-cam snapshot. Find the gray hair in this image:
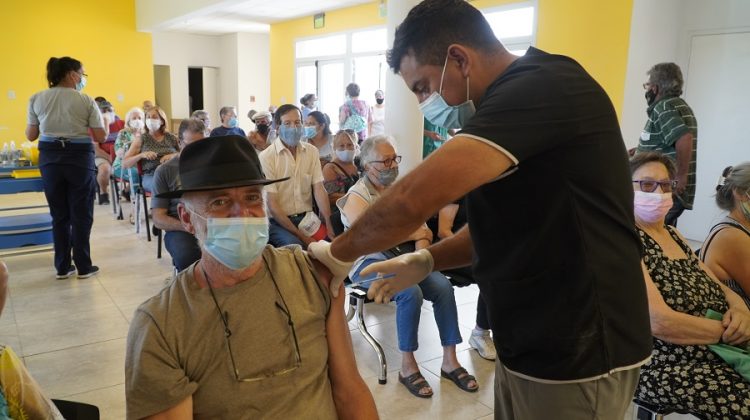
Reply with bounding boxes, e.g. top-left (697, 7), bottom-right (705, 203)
top-left (124, 107), bottom-right (145, 127)
top-left (647, 63), bottom-right (684, 98)
top-left (191, 110), bottom-right (209, 119)
top-left (360, 135), bottom-right (396, 168)
top-left (219, 106), bottom-right (236, 119)
top-left (716, 162), bottom-right (750, 211)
